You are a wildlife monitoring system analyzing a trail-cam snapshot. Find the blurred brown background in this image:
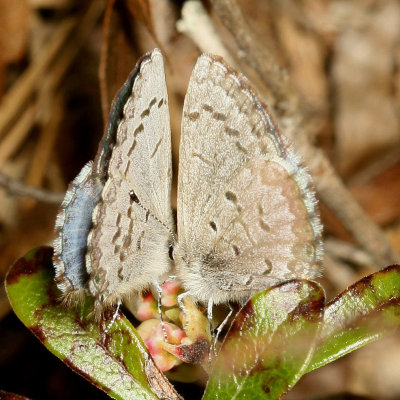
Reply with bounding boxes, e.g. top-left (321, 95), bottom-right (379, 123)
top-left (1, 0), bottom-right (400, 399)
